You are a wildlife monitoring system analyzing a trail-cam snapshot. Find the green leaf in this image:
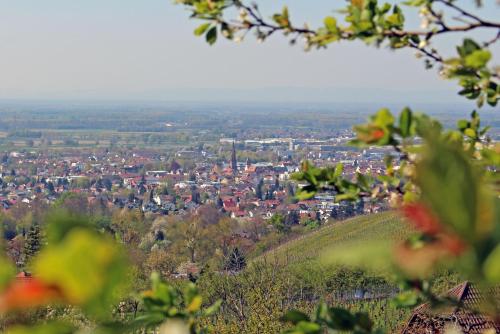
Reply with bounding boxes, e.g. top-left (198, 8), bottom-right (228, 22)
top-left (333, 163), bottom-right (344, 178)
top-left (206, 26), bottom-right (217, 45)
top-left (457, 38), bottom-right (480, 58)
top-left (328, 307), bottom-right (356, 330)
top-left (354, 312), bottom-right (373, 331)
top-left (132, 312), bottom-right (167, 327)
top-left (293, 321), bottom-right (321, 334)
top-left (465, 49), bottom-right (491, 69)
top-left (483, 244), bottom-right (500, 283)
top-left (0, 256), bottom-right (15, 291)
top-left (391, 290), bottom-right (420, 308)
top-left (372, 108), bottom-right (395, 128)
top-left (324, 16), bottom-right (337, 33)
top-left (194, 23), bottom-right (211, 36)
top-left (282, 310), bottom-right (311, 324)
top-left (399, 107), bottom-right (413, 138)
top-left (183, 282), bottom-right (199, 305)
top-left (45, 210), bottom-right (93, 244)
top-left (403, 0), bottom-right (427, 6)
top-left (203, 299), bottom-right (222, 316)
top-left (282, 6), bottom-right (289, 20)
top-left (457, 119), bottom-right (469, 131)
top-left (464, 128), bottom-right (476, 138)
top-left (33, 229), bottom-right (128, 316)
top-left (314, 302), bottom-right (329, 322)
top-left (416, 140), bottom-right (479, 240)
top-left (386, 5), bottom-right (404, 27)
top-left (186, 295), bottom-right (202, 312)
top-left (295, 185), bottom-right (317, 200)
top-left (6, 322), bottom-right (75, 334)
